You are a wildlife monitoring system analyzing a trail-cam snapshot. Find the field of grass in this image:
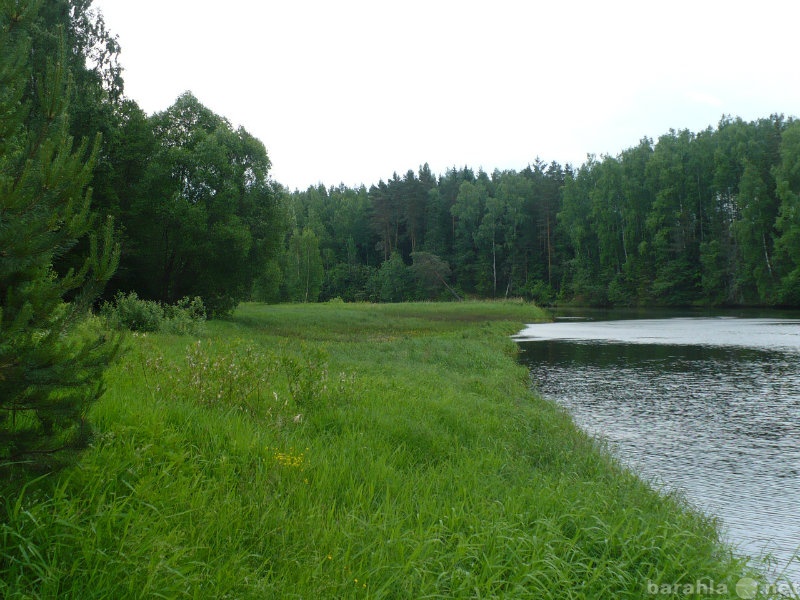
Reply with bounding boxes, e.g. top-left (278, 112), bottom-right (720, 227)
top-left (0, 301), bottom-right (778, 598)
